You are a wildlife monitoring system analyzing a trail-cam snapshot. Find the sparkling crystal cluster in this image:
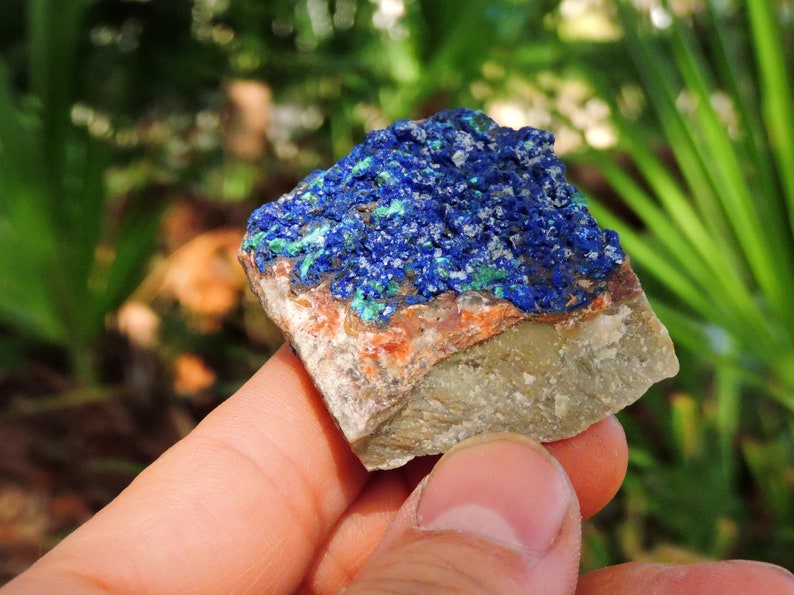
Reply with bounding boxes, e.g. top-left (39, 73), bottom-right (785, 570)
top-left (243, 109), bottom-right (623, 322)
